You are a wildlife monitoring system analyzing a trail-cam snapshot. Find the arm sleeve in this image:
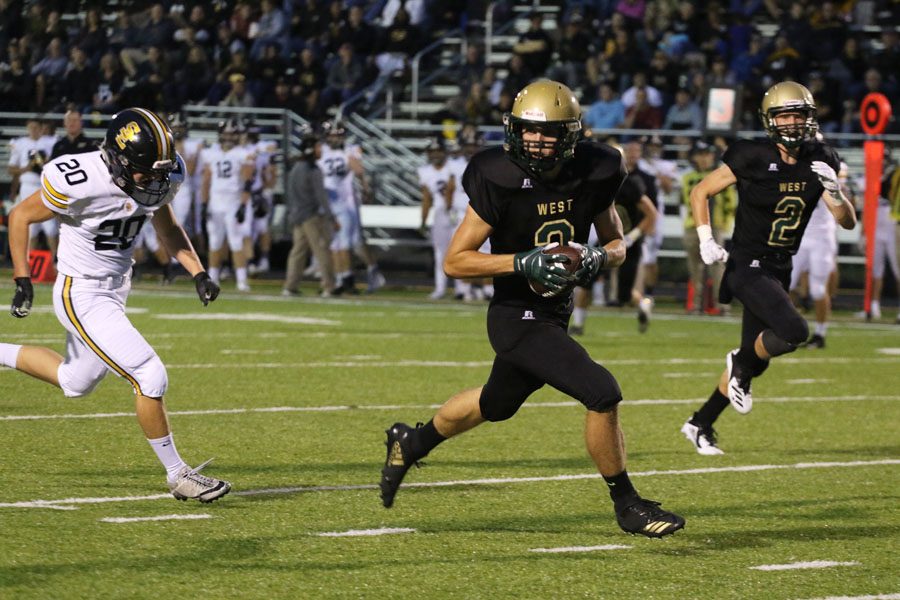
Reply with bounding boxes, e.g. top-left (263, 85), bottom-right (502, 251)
top-left (464, 163), bottom-right (501, 226)
top-left (722, 140), bottom-right (753, 180)
top-left (40, 166), bottom-right (72, 215)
